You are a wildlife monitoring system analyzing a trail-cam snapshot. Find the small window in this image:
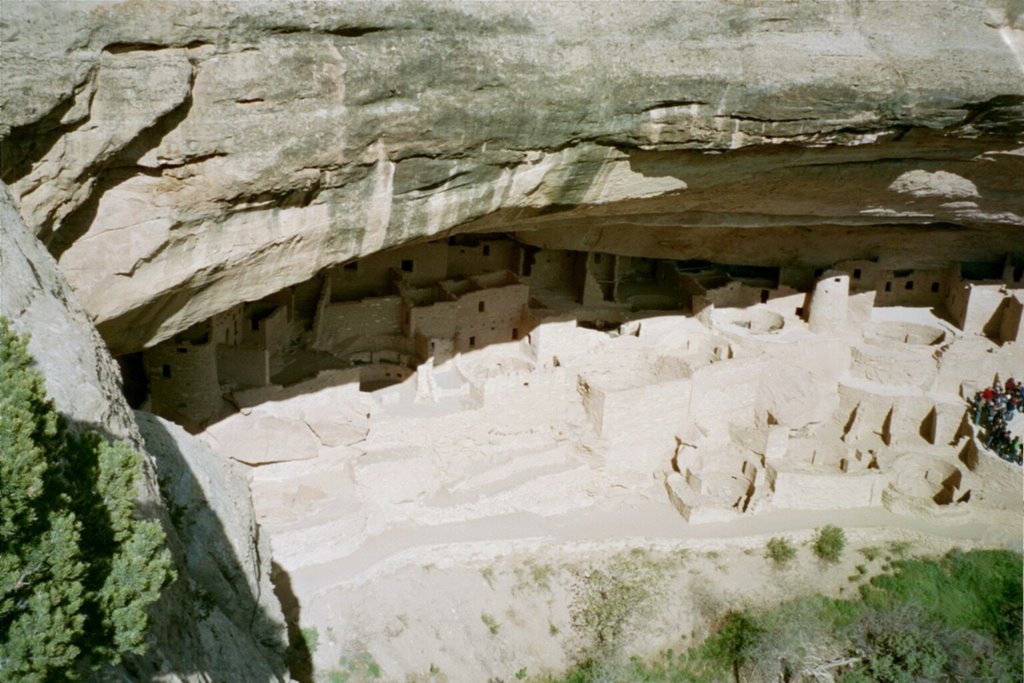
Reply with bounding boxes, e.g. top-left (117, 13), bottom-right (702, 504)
top-left (853, 268), bottom-right (862, 279)
top-left (469, 336), bottom-right (476, 348)
top-left (478, 301), bottom-right (485, 313)
top-left (343, 261), bottom-right (359, 272)
top-left (482, 245), bottom-right (491, 256)
top-left (176, 347), bottom-right (187, 354)
top-left (760, 289), bottom-right (770, 304)
top-left (161, 365), bottom-right (171, 379)
top-left (594, 253), bottom-right (602, 264)
top-left (905, 281), bottom-right (914, 290)
top-left (795, 307), bottom-right (804, 317)
top-left (833, 277), bottom-right (841, 283)
top-left (885, 281), bottom-right (892, 292)
top-left (512, 328), bottom-right (519, 340)
top-left (401, 259), bottom-right (414, 273)
top-left (251, 318), bottom-right (260, 331)
top-left (931, 281), bottom-right (940, 293)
